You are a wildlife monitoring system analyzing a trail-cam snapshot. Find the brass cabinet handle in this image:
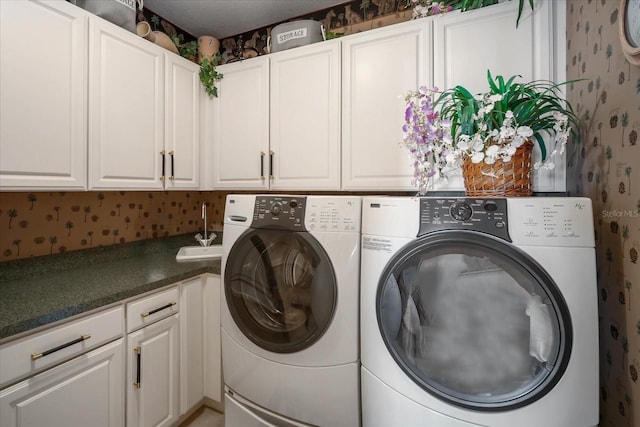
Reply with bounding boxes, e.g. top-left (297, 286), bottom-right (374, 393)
top-left (269, 150), bottom-right (274, 180)
top-left (260, 151), bottom-right (265, 181)
top-left (140, 301), bottom-right (176, 318)
top-left (133, 346), bottom-right (141, 389)
top-left (31, 334), bottom-right (91, 360)
top-left (160, 150), bottom-right (166, 181)
top-left (169, 150), bottom-right (175, 181)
